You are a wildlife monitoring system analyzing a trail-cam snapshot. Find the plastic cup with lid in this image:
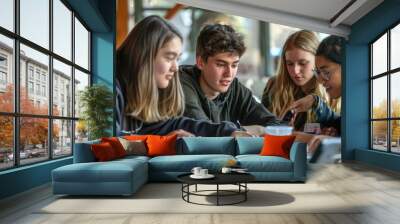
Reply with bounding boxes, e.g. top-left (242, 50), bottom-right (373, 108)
top-left (264, 125), bottom-right (293, 136)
